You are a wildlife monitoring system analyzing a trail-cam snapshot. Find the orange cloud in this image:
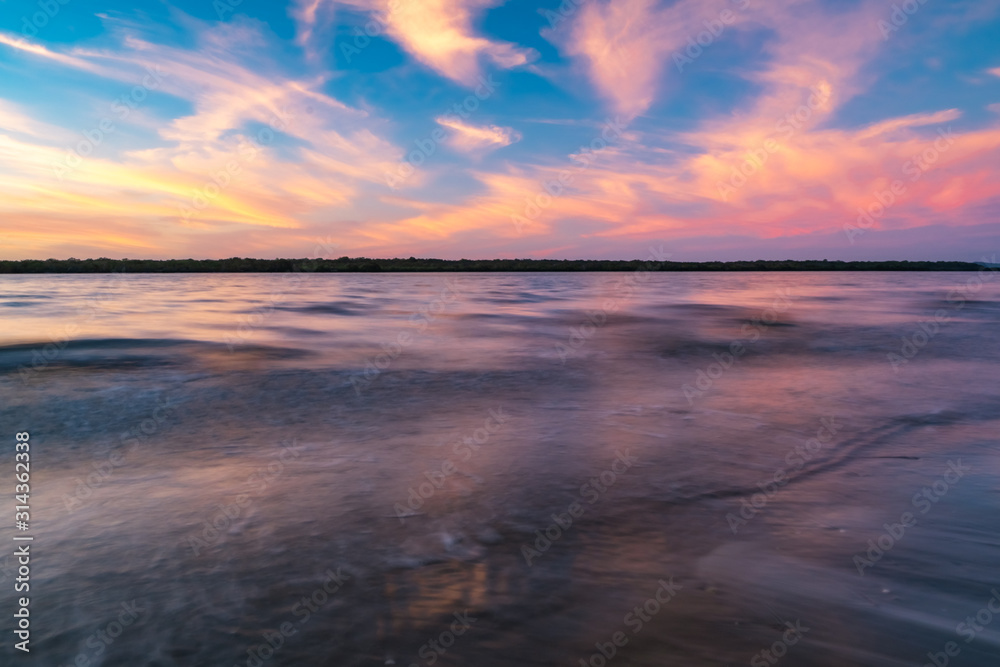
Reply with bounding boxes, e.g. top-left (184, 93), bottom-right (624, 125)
top-left (0, 16), bottom-right (408, 259)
